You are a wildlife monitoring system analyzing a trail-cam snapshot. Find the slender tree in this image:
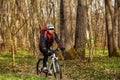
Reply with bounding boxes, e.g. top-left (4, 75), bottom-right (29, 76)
top-left (118, 0), bottom-right (120, 49)
top-left (60, 0), bottom-right (65, 45)
top-left (87, 0), bottom-right (95, 61)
